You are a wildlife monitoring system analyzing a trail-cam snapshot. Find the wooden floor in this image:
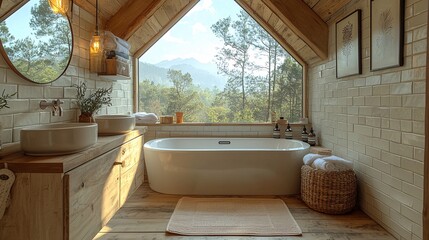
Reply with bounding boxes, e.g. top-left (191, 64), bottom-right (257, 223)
top-left (94, 183), bottom-right (395, 240)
